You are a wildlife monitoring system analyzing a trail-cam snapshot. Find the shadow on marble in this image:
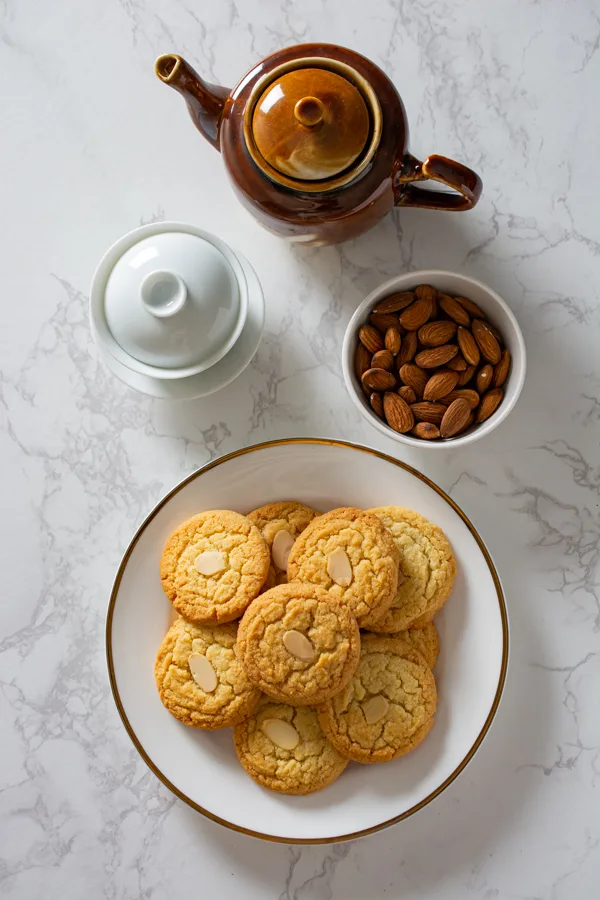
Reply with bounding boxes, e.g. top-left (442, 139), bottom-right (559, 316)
top-left (290, 207), bottom-right (480, 300)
